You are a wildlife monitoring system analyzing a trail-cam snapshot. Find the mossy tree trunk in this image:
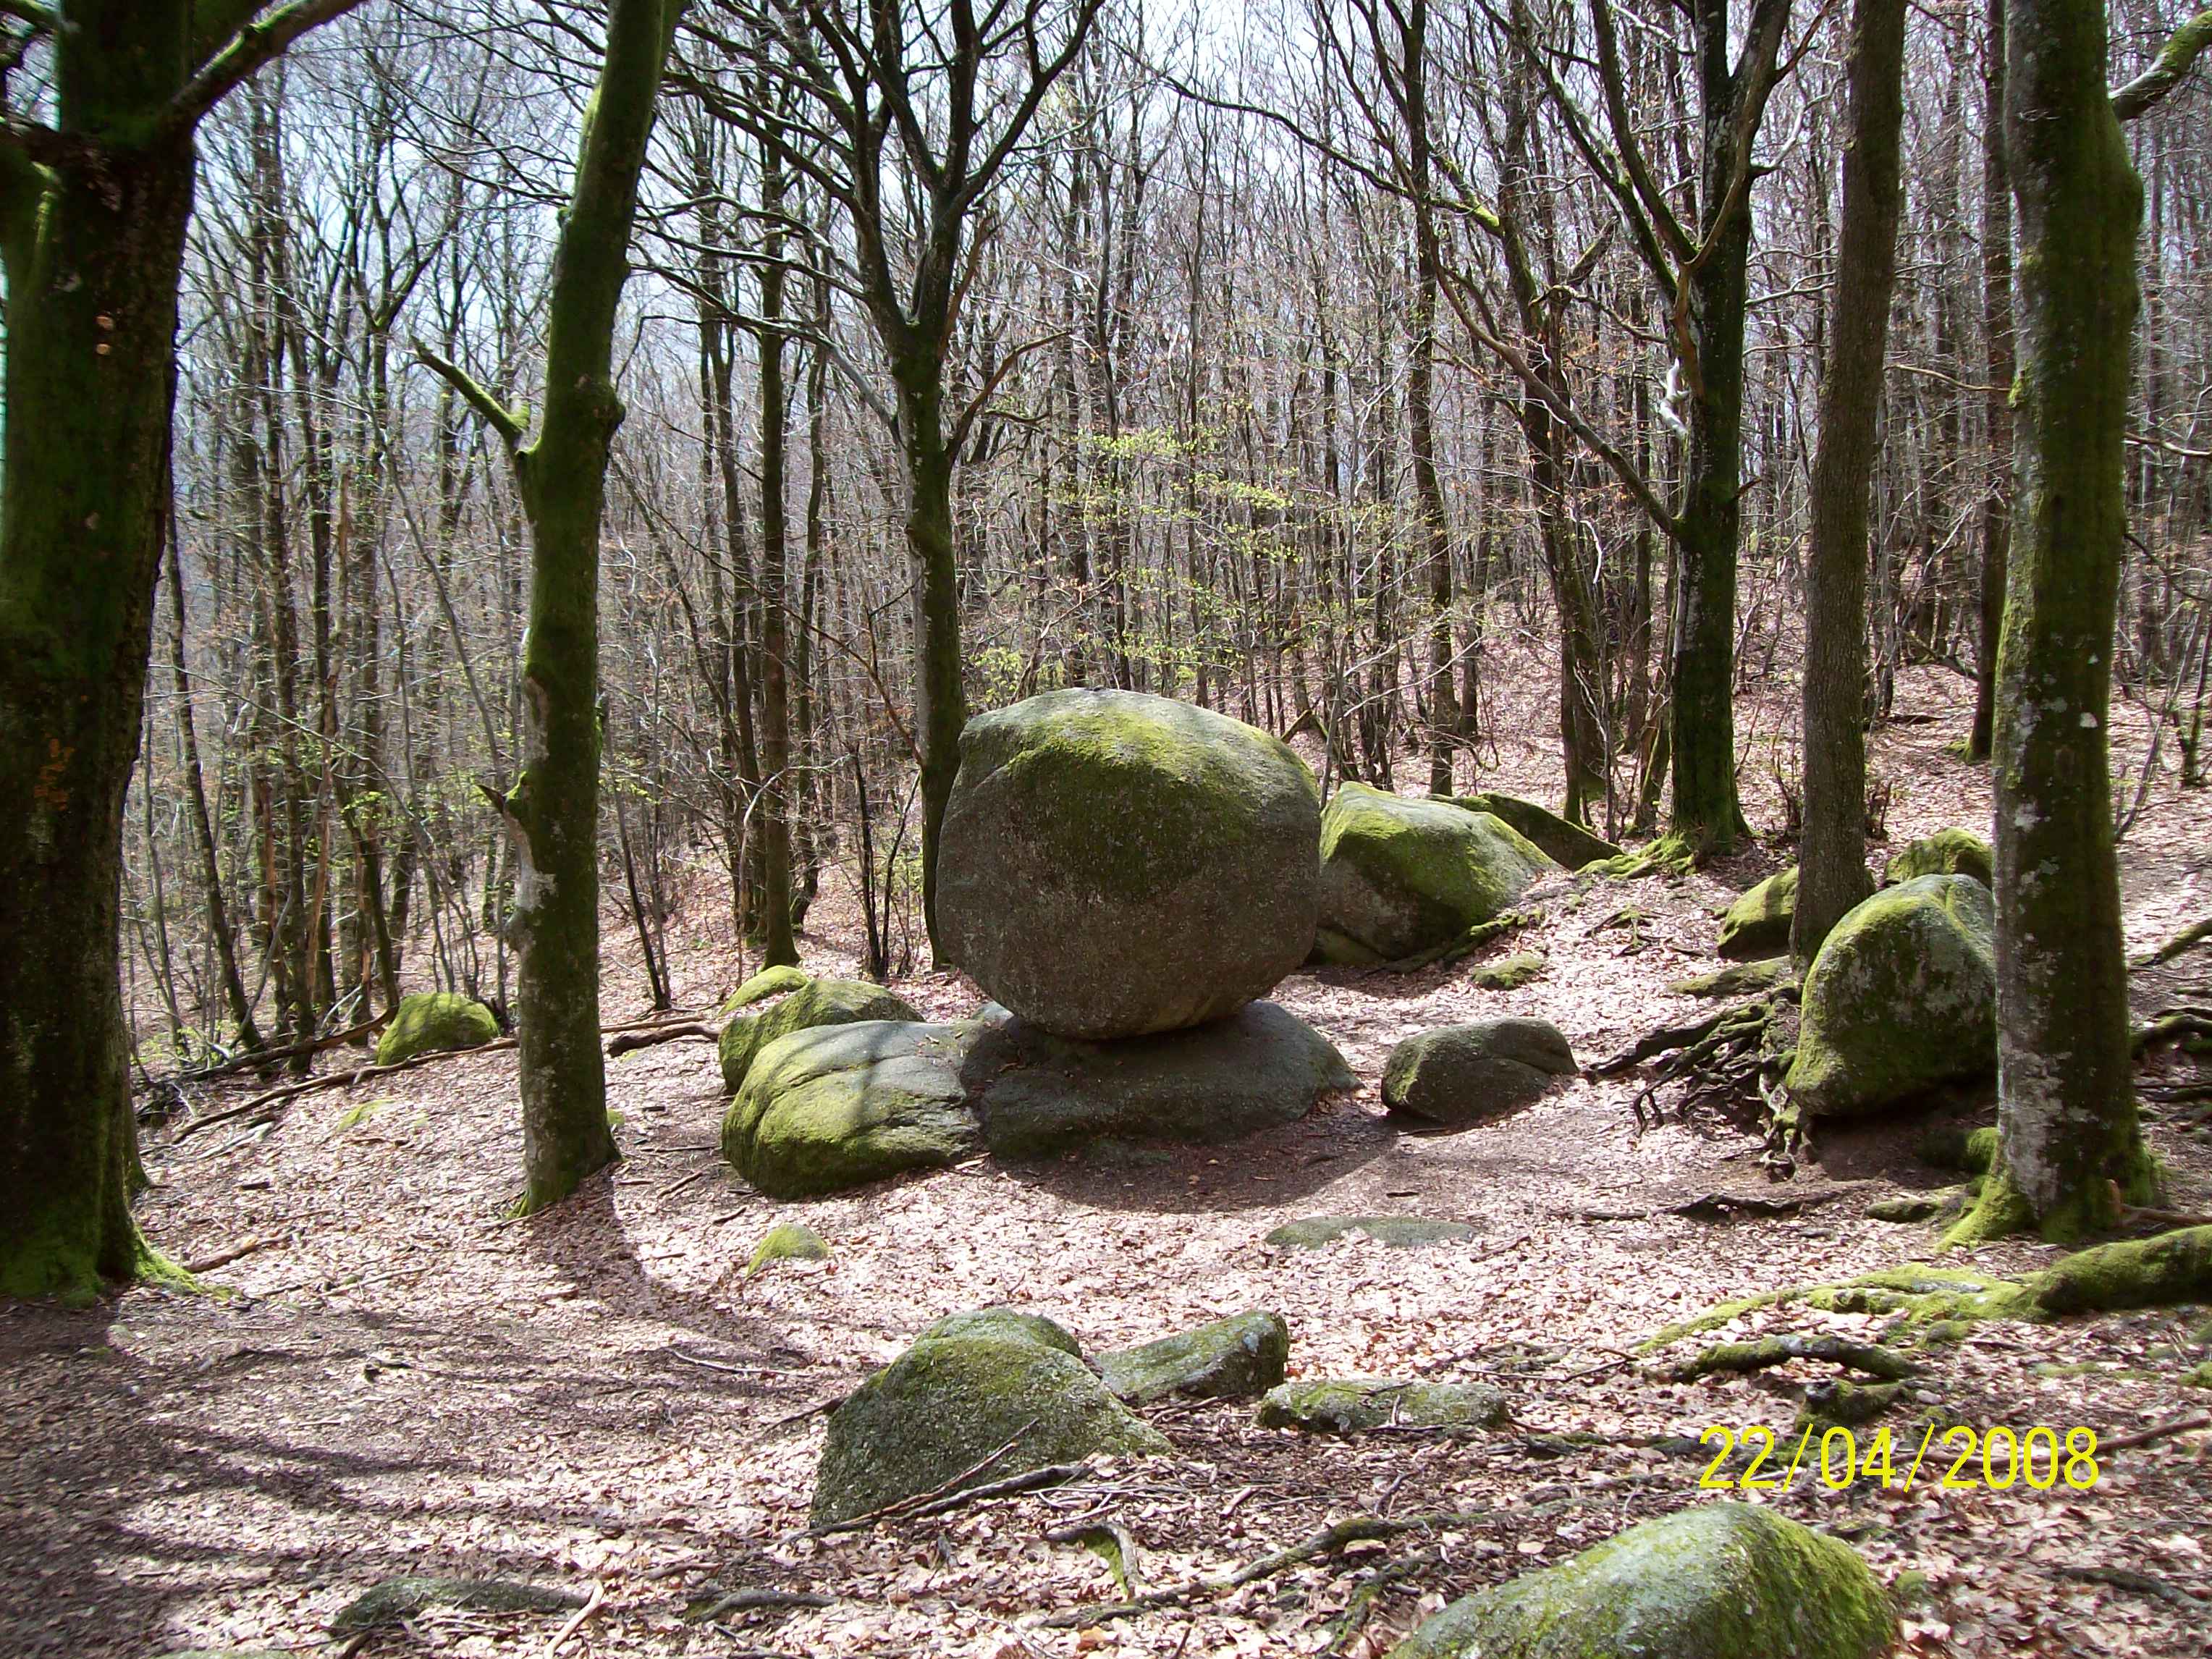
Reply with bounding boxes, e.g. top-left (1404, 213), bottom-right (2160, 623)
top-left (1794, 0), bottom-right (1907, 961)
top-left (428, 0), bottom-right (681, 1213)
top-left (0, 0), bottom-right (369, 1300)
top-left (1952, 0), bottom-right (2153, 1242)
